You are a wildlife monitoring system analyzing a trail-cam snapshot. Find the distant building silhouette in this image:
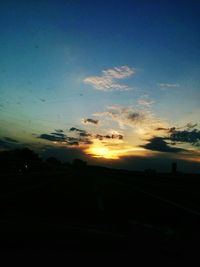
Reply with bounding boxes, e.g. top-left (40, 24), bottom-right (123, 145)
top-left (171, 162), bottom-right (177, 174)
